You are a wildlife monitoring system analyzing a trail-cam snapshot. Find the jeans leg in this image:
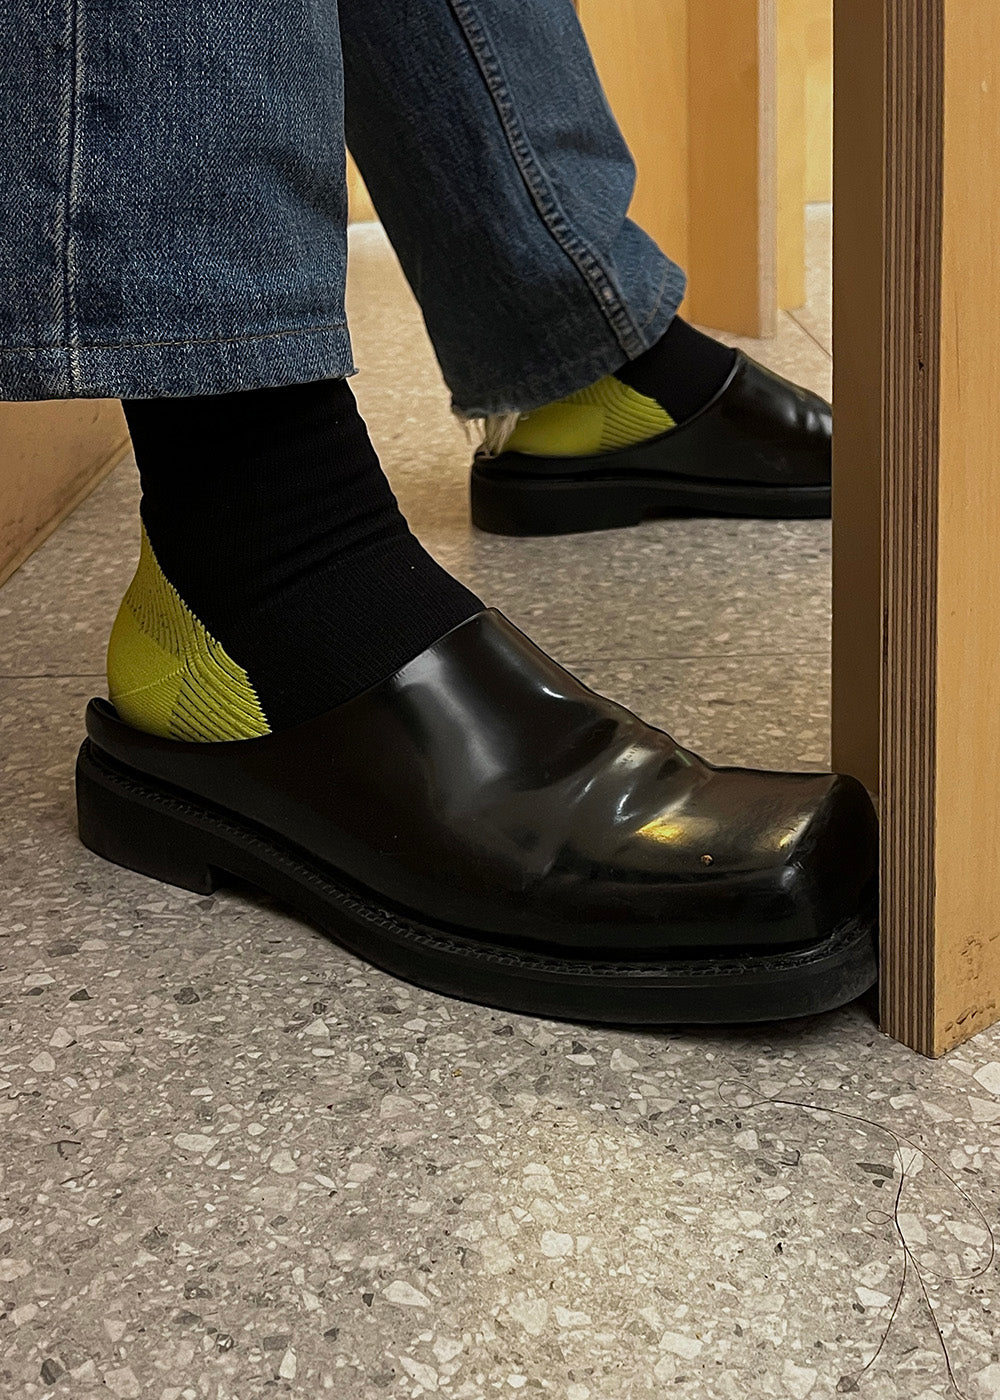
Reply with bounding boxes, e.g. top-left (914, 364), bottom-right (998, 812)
top-left (340, 0), bottom-right (686, 418)
top-left (0, 0), bottom-right (353, 400)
